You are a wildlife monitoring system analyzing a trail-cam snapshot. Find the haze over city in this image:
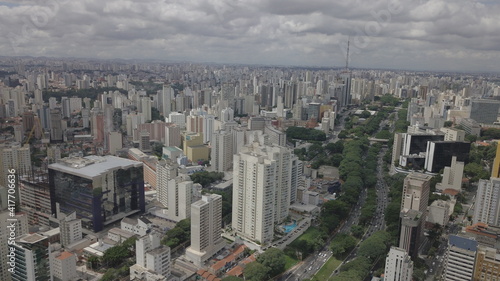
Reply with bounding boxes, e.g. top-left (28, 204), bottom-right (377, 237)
top-left (1, 0), bottom-right (500, 72)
